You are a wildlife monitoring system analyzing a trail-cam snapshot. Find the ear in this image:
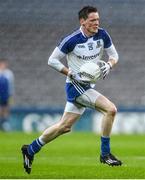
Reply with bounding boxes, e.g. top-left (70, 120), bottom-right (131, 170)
top-left (80, 18), bottom-right (86, 26)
